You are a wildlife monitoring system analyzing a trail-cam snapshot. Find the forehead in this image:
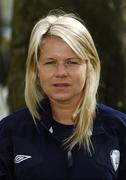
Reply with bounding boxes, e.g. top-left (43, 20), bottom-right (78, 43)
top-left (42, 35), bottom-right (68, 48)
top-left (40, 35), bottom-right (78, 58)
